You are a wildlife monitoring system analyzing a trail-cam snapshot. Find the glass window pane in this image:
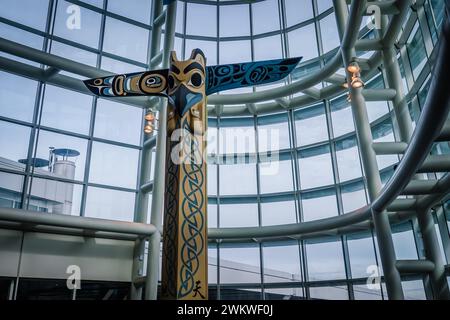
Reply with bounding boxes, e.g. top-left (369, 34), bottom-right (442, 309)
top-left (366, 101), bottom-right (389, 123)
top-left (0, 71), bottom-right (37, 122)
top-left (85, 186), bottom-right (135, 221)
top-left (50, 41), bottom-right (97, 68)
top-left (220, 4), bottom-right (250, 37)
top-left (207, 125), bottom-right (218, 155)
top-left (175, 1), bottom-right (184, 34)
top-left (295, 103), bottom-right (328, 146)
top-left (317, 0), bottom-right (333, 14)
top-left (220, 245), bottom-right (261, 284)
top-left (264, 287), bottom-right (303, 300)
top-left (0, 172), bottom-right (24, 209)
top-left (219, 40), bottom-right (251, 65)
top-left (445, 200), bottom-right (450, 236)
top-left (100, 56), bottom-right (145, 74)
top-left (208, 203), bottom-right (217, 228)
top-left (252, 0), bottom-right (280, 35)
top-left (220, 288), bottom-right (262, 300)
top-left (258, 113), bottom-right (290, 152)
top-left (41, 85), bottom-right (92, 134)
top-left (208, 164), bottom-right (217, 196)
top-left (103, 17), bottom-right (149, 62)
top-left (353, 284), bottom-right (383, 300)
top-left (220, 202), bottom-right (258, 228)
top-left (89, 142), bottom-right (139, 189)
top-left (0, 0), bottom-right (49, 31)
top-left (285, 0), bottom-right (313, 27)
top-left (28, 178), bottom-right (82, 215)
top-left (94, 99), bottom-right (142, 145)
top-left (261, 199), bottom-right (297, 226)
top-left (403, 280), bottom-right (426, 300)
top-left (186, 3), bottom-right (217, 37)
top-left (253, 35), bottom-right (282, 61)
top-left (0, 121), bottom-right (31, 163)
top-left (260, 159), bottom-right (294, 194)
top-left (309, 286), bottom-right (349, 300)
top-left (407, 23), bottom-right (428, 80)
top-left (331, 95), bottom-right (354, 137)
top-left (208, 246), bottom-right (218, 284)
top-left (306, 239), bottom-right (346, 281)
top-left (107, 0), bottom-right (152, 24)
top-left (298, 145), bottom-right (334, 189)
top-left (54, 1), bottom-right (102, 48)
top-left (185, 39), bottom-right (217, 65)
top-left (288, 24), bottom-right (317, 60)
top-left (320, 13), bottom-right (340, 53)
top-left (263, 242), bottom-right (301, 283)
top-left (335, 136), bottom-right (362, 182)
top-left (392, 226), bottom-right (418, 260)
top-left (347, 234), bottom-right (377, 279)
top-left (219, 124), bottom-right (255, 154)
top-left (341, 181), bottom-right (367, 212)
top-left (219, 163), bottom-right (257, 195)
top-left (34, 130), bottom-right (88, 181)
top-left (302, 189), bottom-right (338, 221)
top-left (80, 0), bottom-right (103, 7)
top-left (373, 121), bottom-right (399, 170)
top-left (0, 23), bottom-right (43, 66)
